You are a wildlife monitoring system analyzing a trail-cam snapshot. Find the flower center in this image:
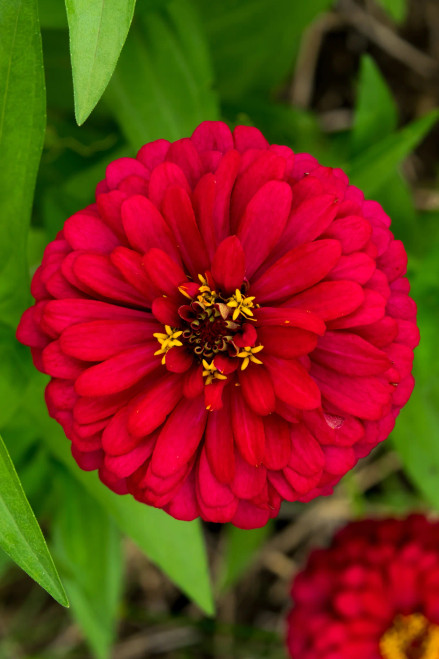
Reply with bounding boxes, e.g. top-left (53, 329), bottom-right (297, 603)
top-left (380, 614), bottom-right (439, 659)
top-left (153, 274), bottom-right (264, 382)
